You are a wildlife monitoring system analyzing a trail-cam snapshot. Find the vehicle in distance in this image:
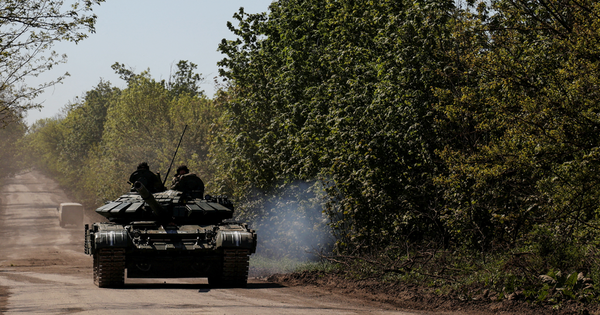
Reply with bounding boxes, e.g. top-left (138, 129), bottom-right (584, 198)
top-left (57, 202), bottom-right (84, 228)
